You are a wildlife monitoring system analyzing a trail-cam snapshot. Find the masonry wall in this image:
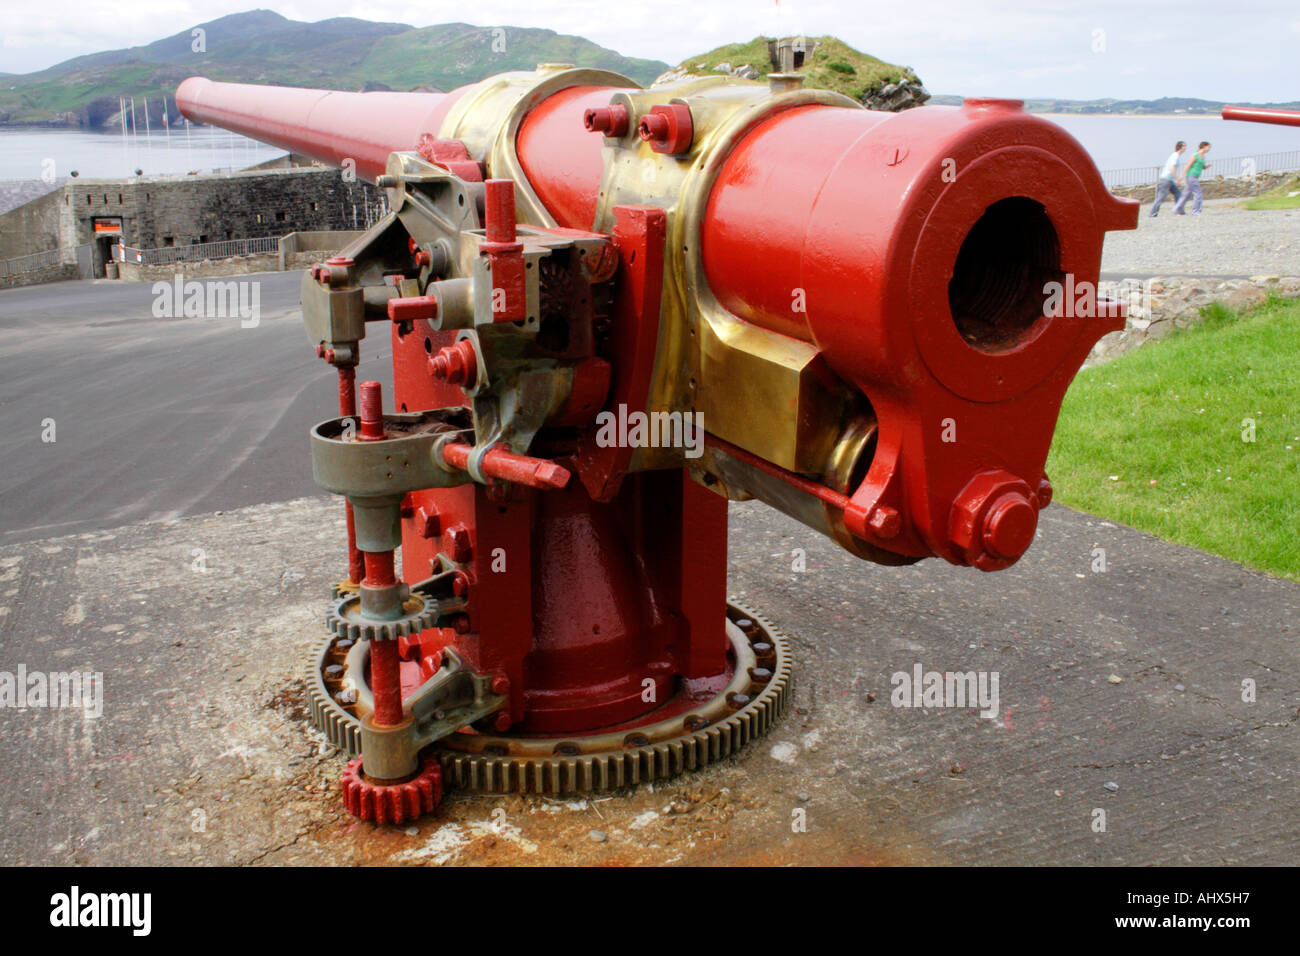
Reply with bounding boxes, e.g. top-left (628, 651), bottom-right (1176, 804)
top-left (0, 262), bottom-right (80, 291)
top-left (0, 166), bottom-right (382, 277)
top-left (0, 189), bottom-right (63, 259)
